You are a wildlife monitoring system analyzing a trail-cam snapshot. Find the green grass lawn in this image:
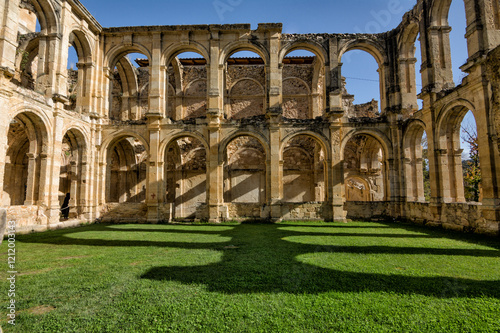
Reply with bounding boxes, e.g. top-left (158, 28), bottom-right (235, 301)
top-left (1, 221), bottom-right (500, 332)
